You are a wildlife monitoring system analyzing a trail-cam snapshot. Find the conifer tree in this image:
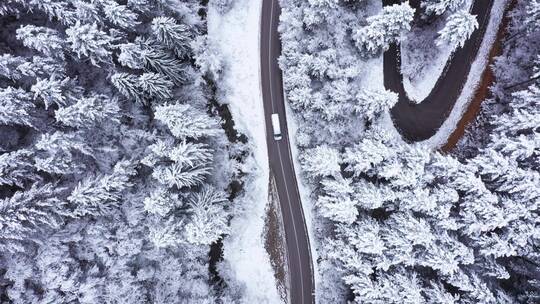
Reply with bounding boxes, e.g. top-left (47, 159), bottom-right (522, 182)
top-left (66, 22), bottom-right (114, 66)
top-left (0, 87), bottom-right (38, 128)
top-left (0, 184), bottom-right (70, 253)
top-left (68, 160), bottom-right (136, 217)
top-left (0, 54), bottom-right (26, 80)
top-left (353, 2), bottom-right (415, 55)
top-left (151, 17), bottom-right (192, 57)
top-left (437, 10), bottom-right (478, 49)
top-left (184, 186), bottom-right (229, 245)
top-left (102, 1), bottom-right (139, 29)
top-left (55, 95), bottom-right (121, 128)
top-left (422, 0), bottom-right (465, 16)
top-left (154, 103), bottom-right (220, 139)
top-left (34, 131), bottom-right (94, 174)
top-left (16, 25), bottom-right (64, 58)
top-left (0, 149), bottom-right (39, 187)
